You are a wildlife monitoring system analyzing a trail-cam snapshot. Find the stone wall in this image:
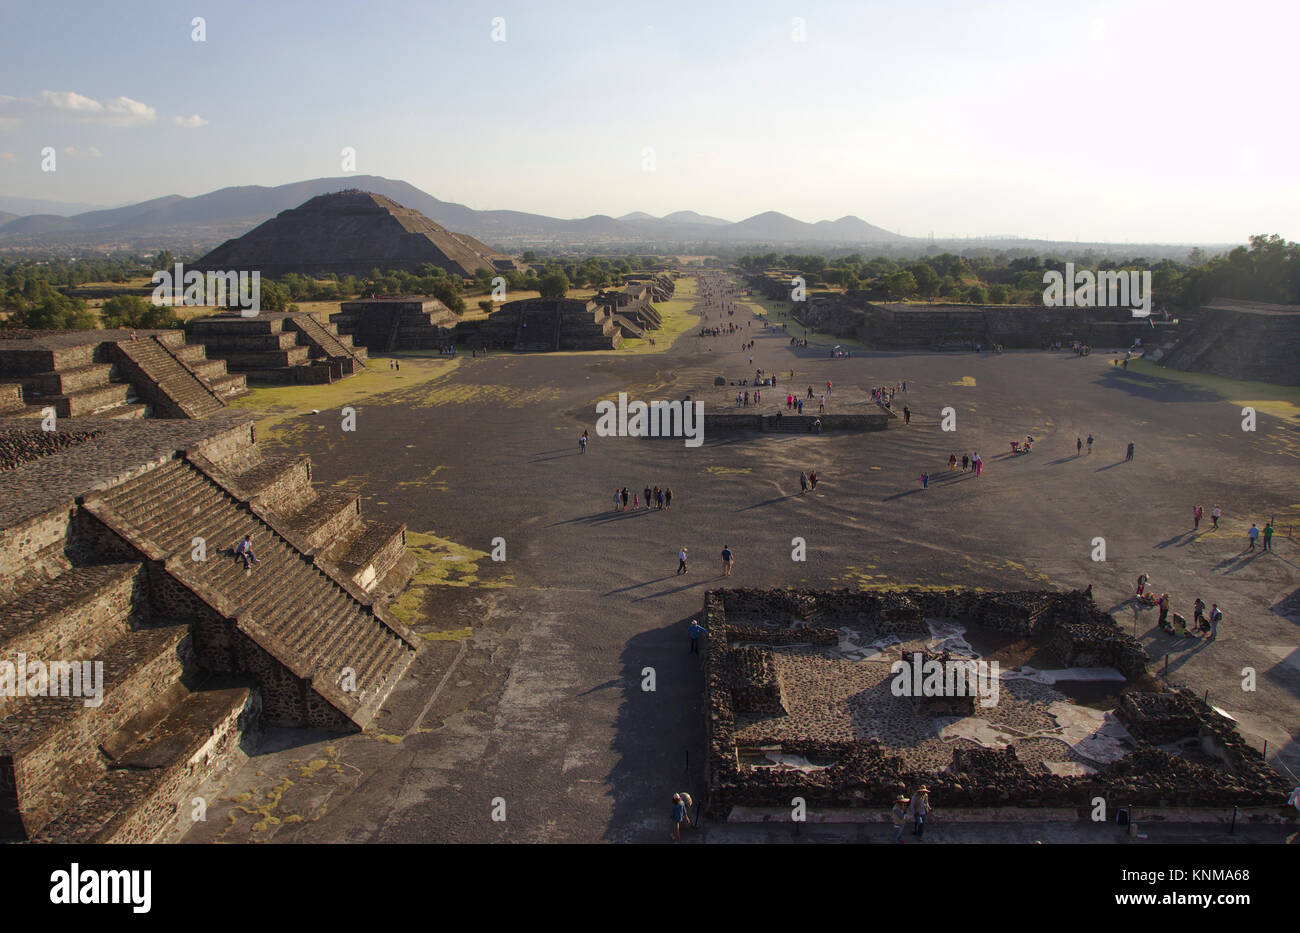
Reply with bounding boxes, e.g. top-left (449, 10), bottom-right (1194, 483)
top-left (703, 587), bottom-right (1286, 818)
